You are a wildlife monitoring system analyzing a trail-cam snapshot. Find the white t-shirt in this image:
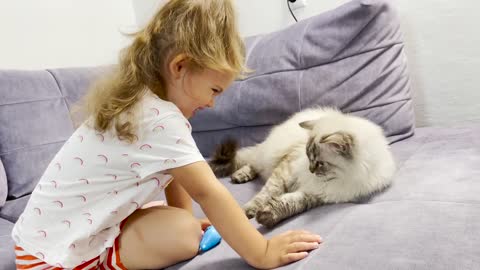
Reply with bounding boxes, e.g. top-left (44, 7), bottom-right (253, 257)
top-left (11, 91), bottom-right (205, 267)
